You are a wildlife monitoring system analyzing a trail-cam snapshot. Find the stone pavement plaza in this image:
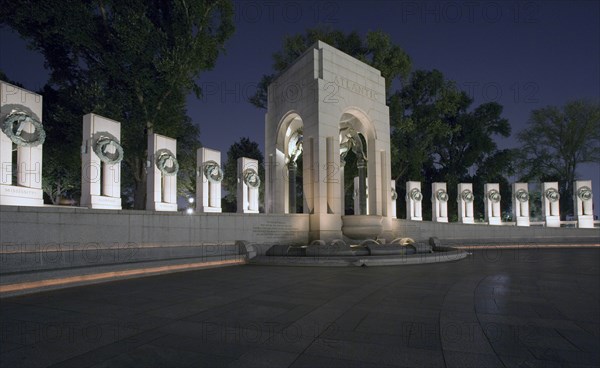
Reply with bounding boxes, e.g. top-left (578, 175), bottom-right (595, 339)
top-left (1, 248), bottom-right (599, 368)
